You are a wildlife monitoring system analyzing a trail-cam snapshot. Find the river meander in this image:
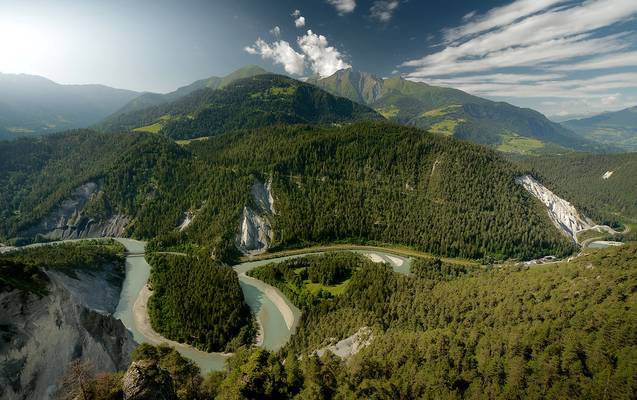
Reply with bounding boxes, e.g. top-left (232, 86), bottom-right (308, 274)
top-left (112, 239), bottom-right (411, 373)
